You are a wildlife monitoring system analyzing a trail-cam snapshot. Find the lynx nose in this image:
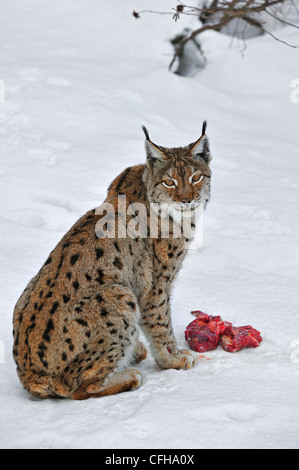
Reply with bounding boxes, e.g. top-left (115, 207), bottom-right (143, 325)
top-left (182, 197), bottom-right (192, 204)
